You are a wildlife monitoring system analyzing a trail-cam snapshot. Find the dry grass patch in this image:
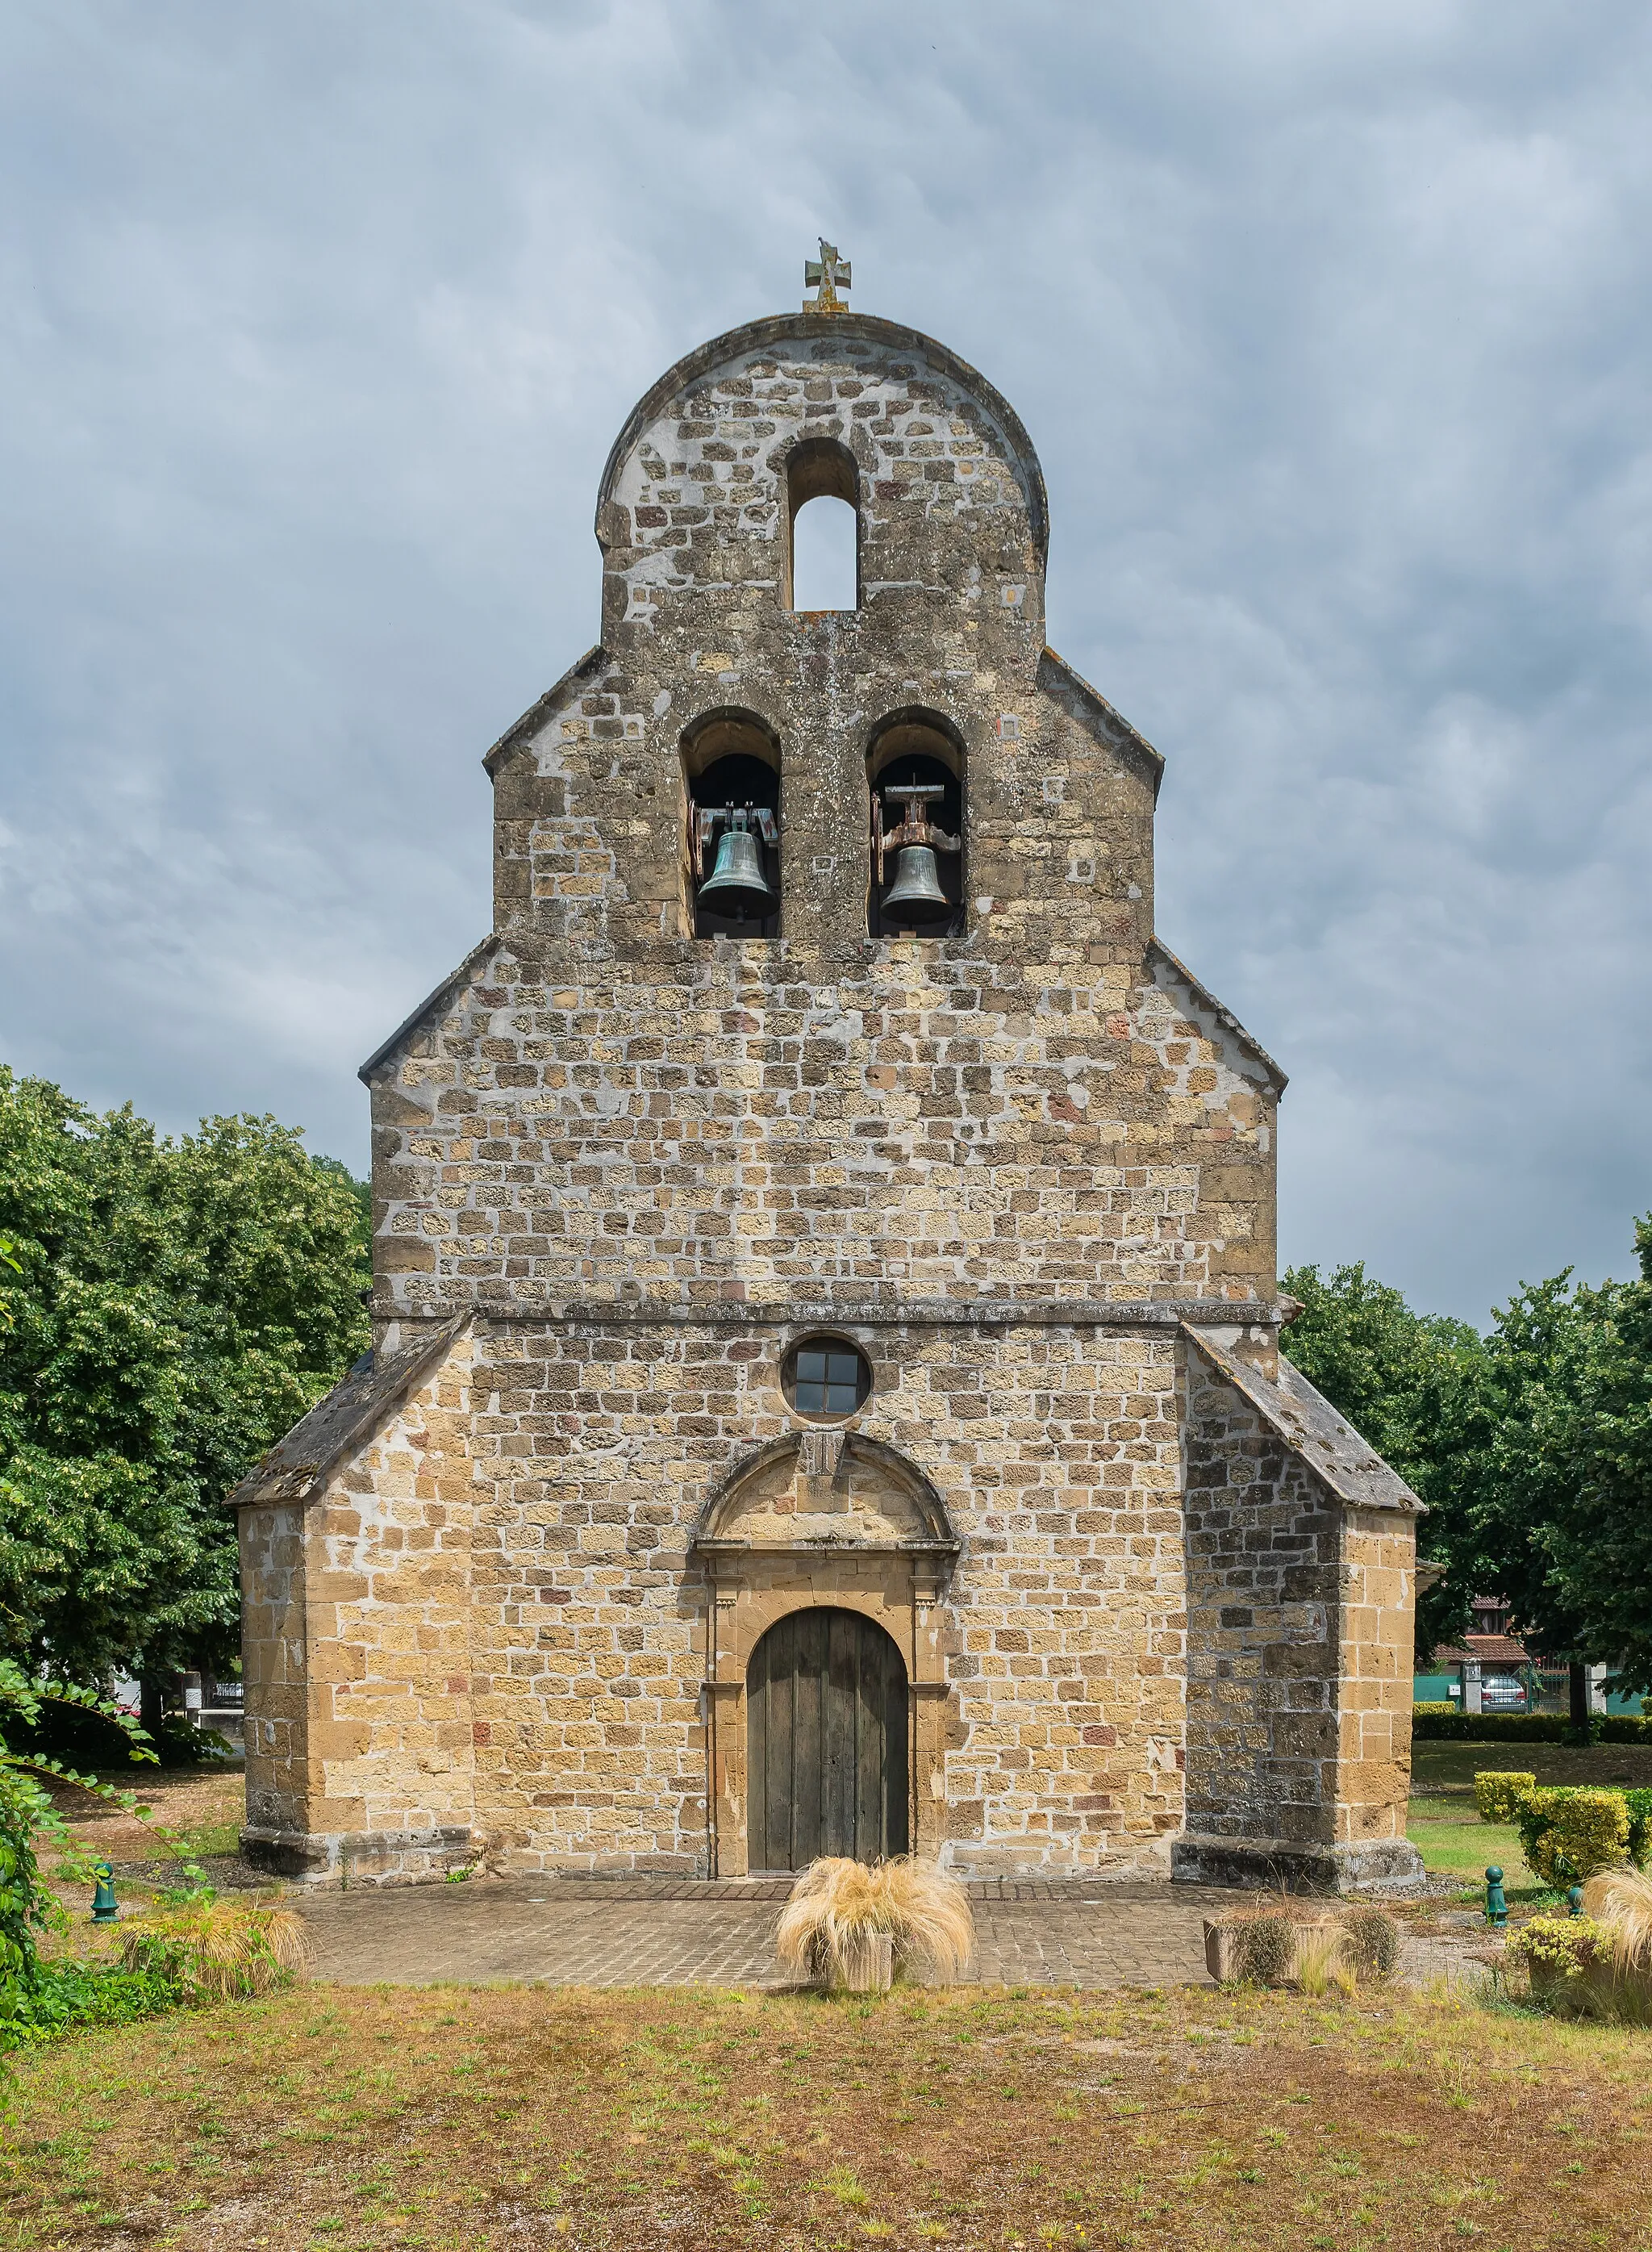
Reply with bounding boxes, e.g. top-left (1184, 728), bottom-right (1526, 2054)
top-left (3, 1978), bottom-right (1650, 2249)
top-left (44, 1767), bottom-right (247, 1875)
